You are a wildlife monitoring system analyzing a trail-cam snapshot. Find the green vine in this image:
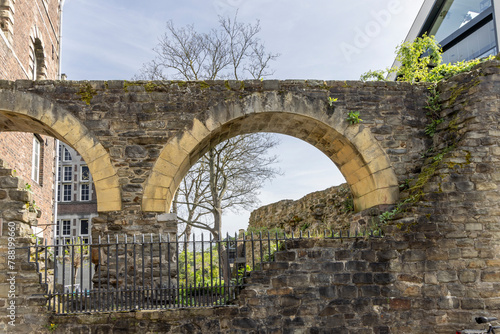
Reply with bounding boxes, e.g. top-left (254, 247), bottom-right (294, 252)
top-left (360, 34), bottom-right (494, 84)
top-left (423, 84), bottom-right (443, 137)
